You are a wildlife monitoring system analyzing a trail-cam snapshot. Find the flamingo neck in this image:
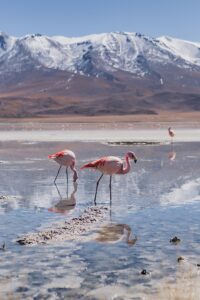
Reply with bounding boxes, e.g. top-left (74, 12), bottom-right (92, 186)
top-left (120, 155), bottom-right (131, 174)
